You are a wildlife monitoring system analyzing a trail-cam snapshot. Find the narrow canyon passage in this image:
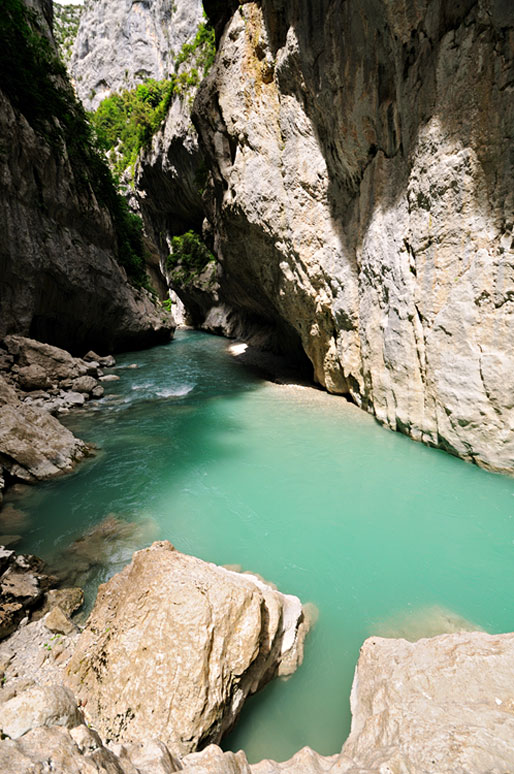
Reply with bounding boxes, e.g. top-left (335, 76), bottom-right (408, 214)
top-left (7, 330), bottom-right (514, 763)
